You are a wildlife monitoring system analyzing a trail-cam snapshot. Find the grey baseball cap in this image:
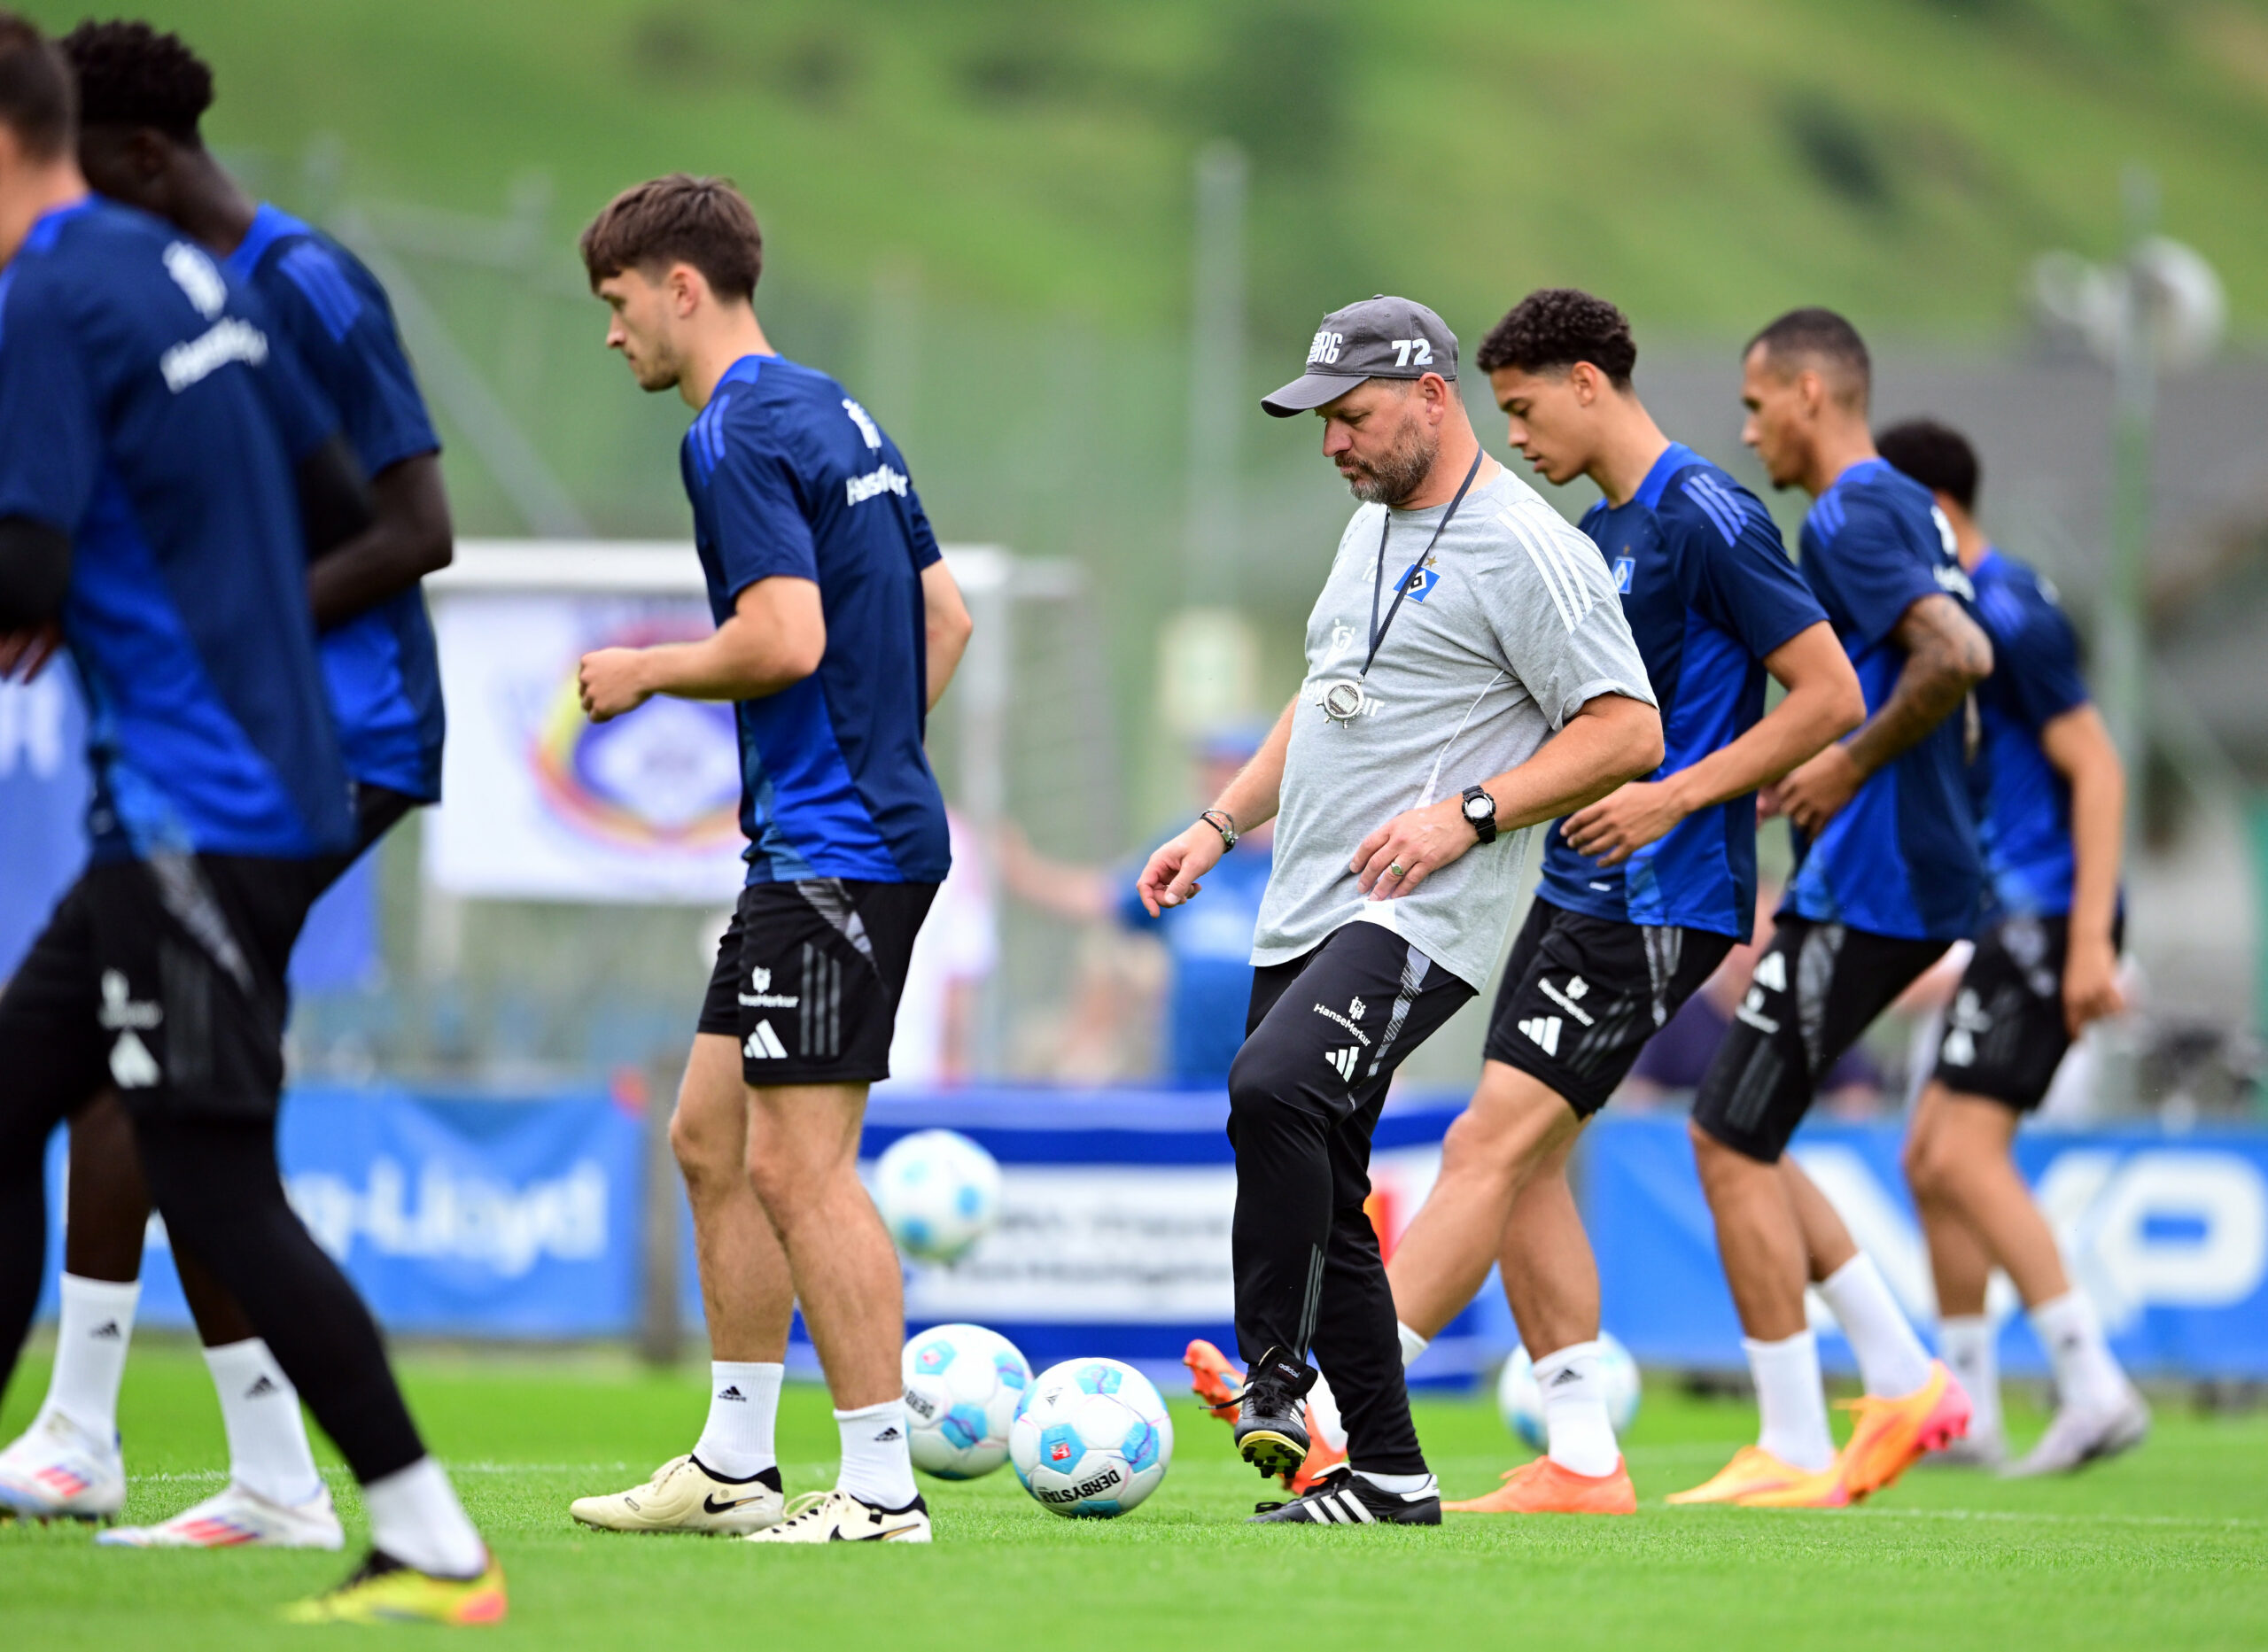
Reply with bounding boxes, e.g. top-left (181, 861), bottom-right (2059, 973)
top-left (1261, 295), bottom-right (1460, 417)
